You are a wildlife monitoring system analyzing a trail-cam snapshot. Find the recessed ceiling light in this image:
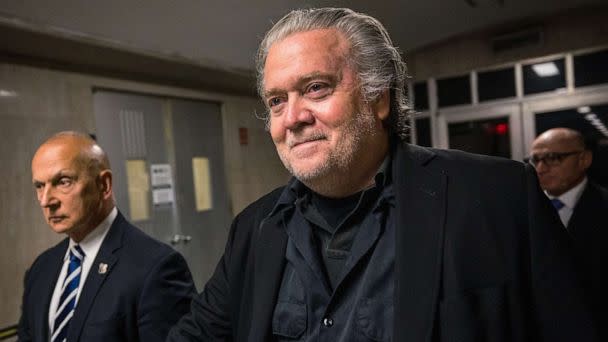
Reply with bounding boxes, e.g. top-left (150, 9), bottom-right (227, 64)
top-left (577, 106), bottom-right (591, 114)
top-left (0, 89), bottom-right (17, 97)
top-left (532, 62), bottom-right (559, 77)
top-left (585, 113), bottom-right (597, 121)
